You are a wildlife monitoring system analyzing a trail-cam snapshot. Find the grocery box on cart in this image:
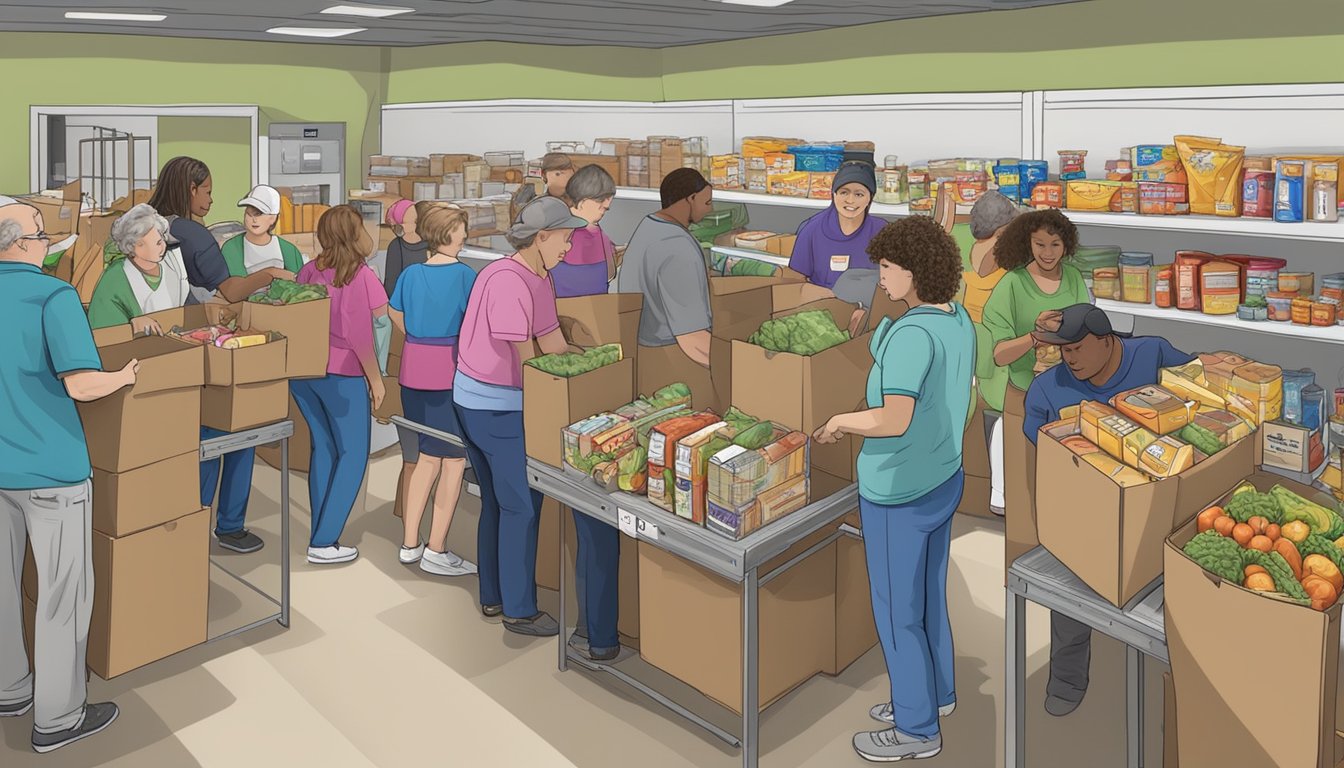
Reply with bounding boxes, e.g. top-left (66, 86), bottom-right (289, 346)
top-left (524, 348), bottom-right (635, 468)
